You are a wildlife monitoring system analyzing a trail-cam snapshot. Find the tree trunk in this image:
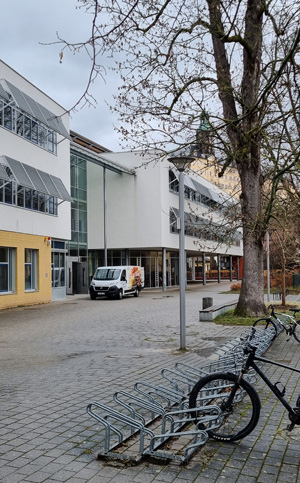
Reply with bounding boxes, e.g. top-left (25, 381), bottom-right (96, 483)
top-left (235, 165), bottom-right (266, 316)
